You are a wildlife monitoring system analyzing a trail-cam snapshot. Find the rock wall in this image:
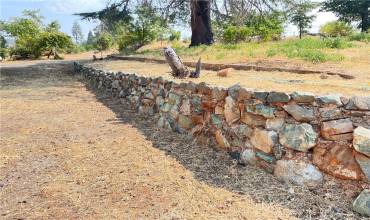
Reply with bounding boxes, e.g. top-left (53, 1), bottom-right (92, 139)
top-left (74, 62), bottom-right (370, 187)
